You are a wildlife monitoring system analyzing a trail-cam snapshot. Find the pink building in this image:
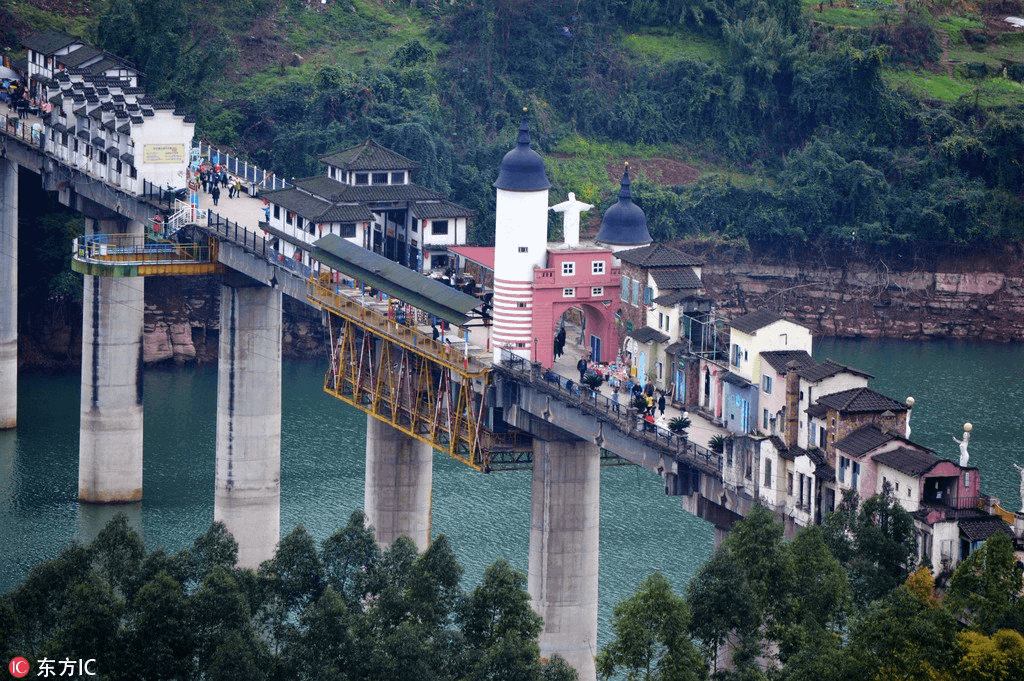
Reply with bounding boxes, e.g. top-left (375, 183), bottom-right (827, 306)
top-left (532, 247), bottom-right (621, 367)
